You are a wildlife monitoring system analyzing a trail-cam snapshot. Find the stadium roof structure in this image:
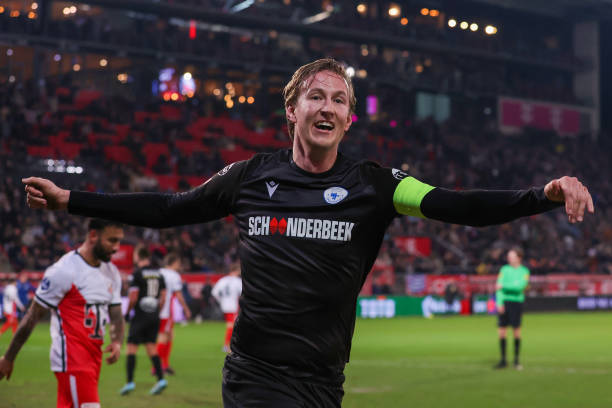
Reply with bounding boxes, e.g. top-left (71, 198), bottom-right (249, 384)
top-left (469, 0), bottom-right (612, 20)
